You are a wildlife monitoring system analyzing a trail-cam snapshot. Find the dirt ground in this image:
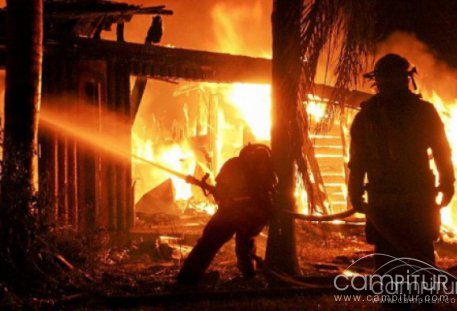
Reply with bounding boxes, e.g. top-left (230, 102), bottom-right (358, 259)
top-left (3, 217), bottom-right (457, 310)
top-left (64, 218), bottom-right (457, 310)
